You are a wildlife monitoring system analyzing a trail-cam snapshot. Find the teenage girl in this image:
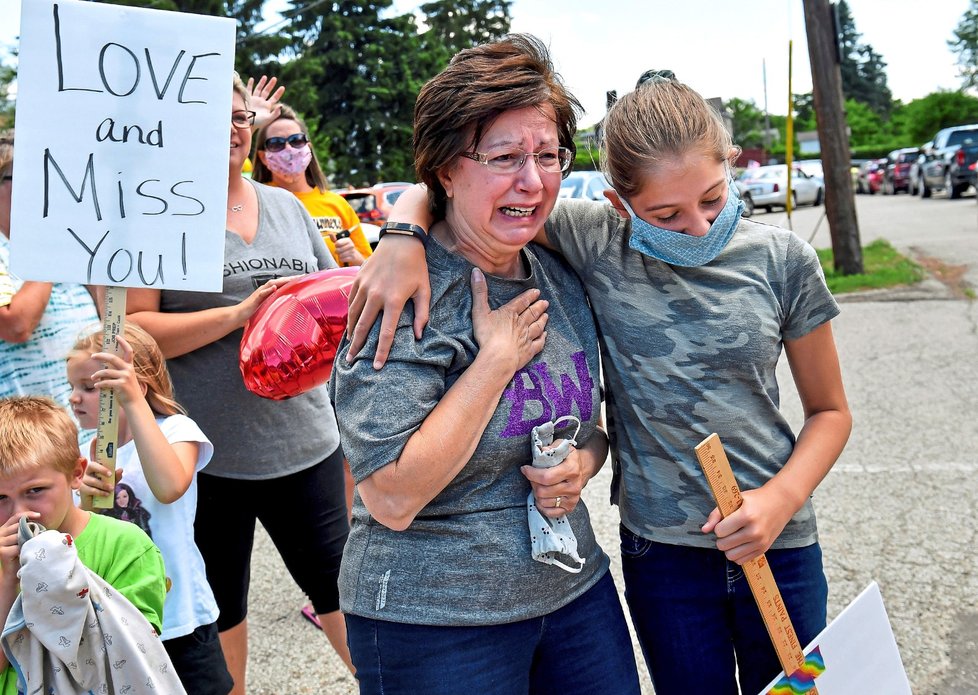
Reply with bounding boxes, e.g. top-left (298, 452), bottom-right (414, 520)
top-left (70, 324), bottom-right (233, 695)
top-left (344, 69), bottom-right (852, 695)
